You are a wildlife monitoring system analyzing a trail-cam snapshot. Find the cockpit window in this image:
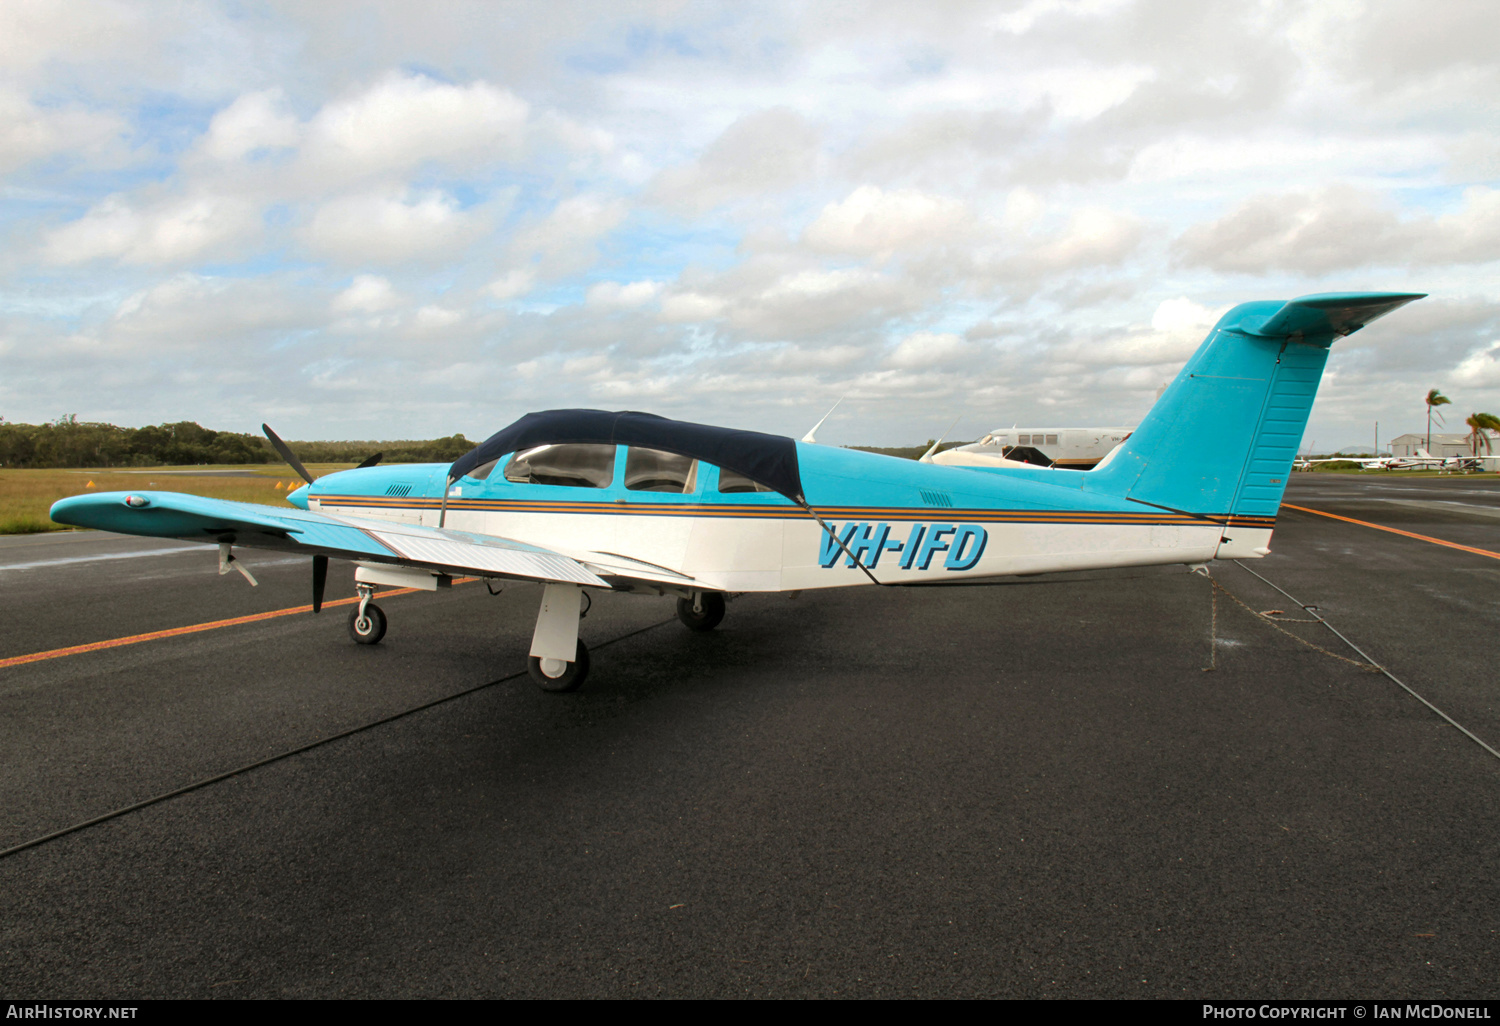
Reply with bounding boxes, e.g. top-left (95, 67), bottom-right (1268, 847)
top-left (718, 466), bottom-right (774, 494)
top-left (503, 443), bottom-right (616, 488)
top-left (466, 459), bottom-right (499, 481)
top-left (625, 447), bottom-right (698, 493)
